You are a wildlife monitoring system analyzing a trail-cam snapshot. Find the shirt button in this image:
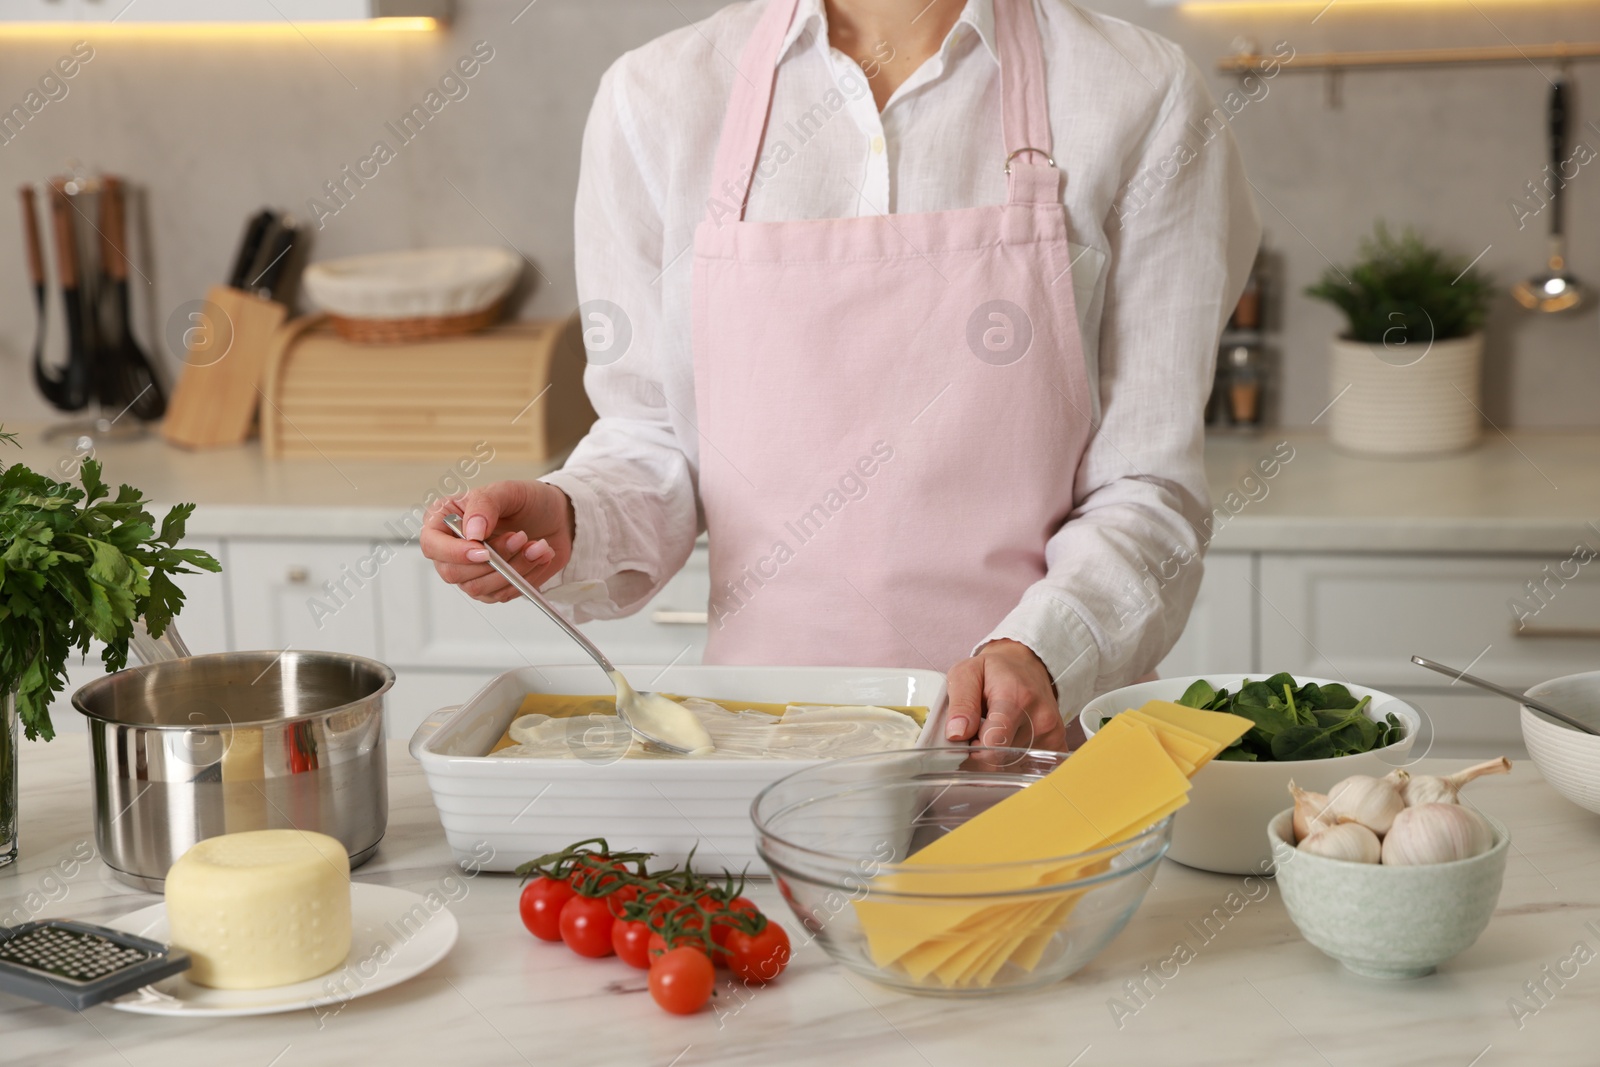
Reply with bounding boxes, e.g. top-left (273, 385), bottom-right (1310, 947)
top-left (870, 135), bottom-right (885, 155)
